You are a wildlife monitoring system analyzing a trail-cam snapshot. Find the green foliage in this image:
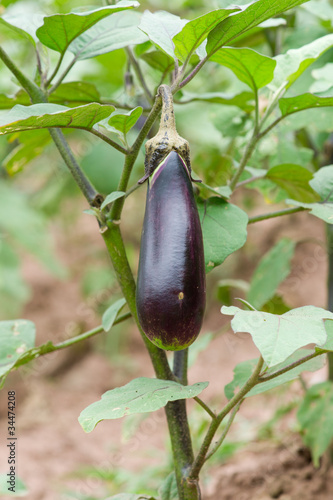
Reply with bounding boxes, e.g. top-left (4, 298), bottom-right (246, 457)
top-left (0, 474), bottom-right (28, 496)
top-left (158, 472), bottom-right (178, 500)
top-left (102, 298), bottom-right (127, 331)
top-left (297, 381), bottom-right (333, 467)
top-left (79, 378), bottom-right (209, 432)
top-left (222, 305), bottom-right (333, 366)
